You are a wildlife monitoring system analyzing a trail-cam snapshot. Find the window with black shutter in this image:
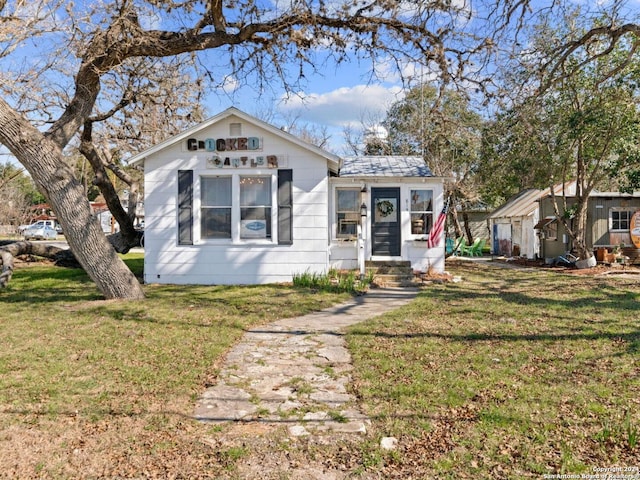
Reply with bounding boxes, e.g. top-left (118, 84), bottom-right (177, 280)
top-left (277, 169), bottom-right (293, 245)
top-left (177, 170), bottom-right (193, 245)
